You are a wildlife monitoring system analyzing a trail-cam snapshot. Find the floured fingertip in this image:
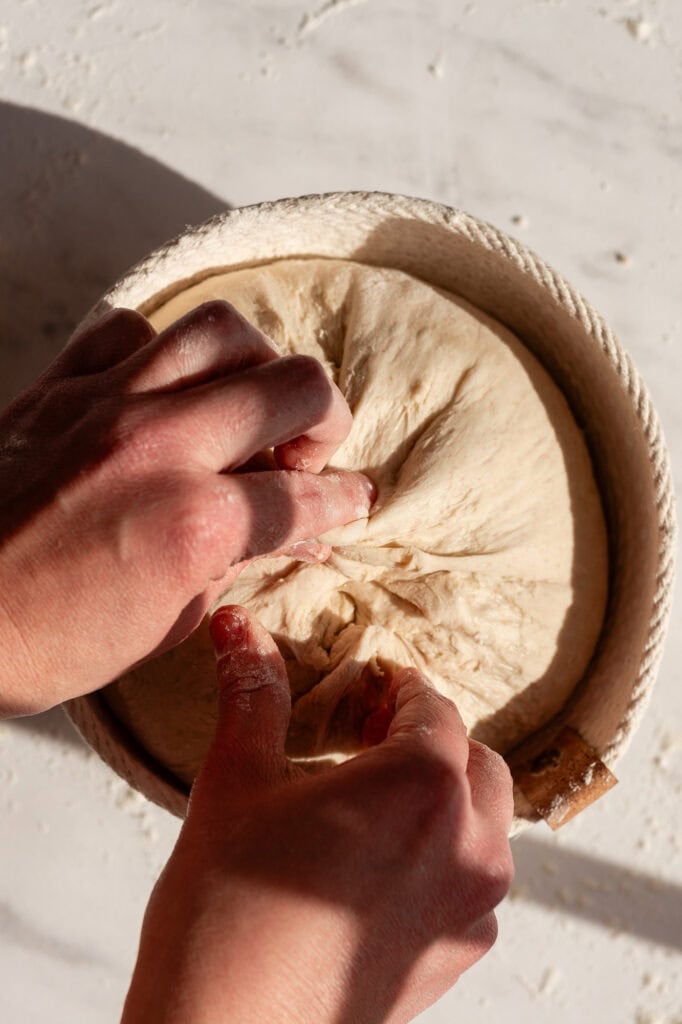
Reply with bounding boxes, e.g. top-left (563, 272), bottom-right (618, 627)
top-left (209, 604), bottom-right (249, 655)
top-left (286, 540), bottom-right (333, 563)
